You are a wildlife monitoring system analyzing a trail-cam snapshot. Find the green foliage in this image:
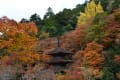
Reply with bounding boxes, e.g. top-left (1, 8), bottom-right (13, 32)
top-left (0, 48), bottom-right (8, 56)
top-left (20, 18), bottom-right (29, 23)
top-left (85, 25), bottom-right (105, 42)
top-left (103, 47), bottom-right (120, 77)
top-left (42, 7), bottom-right (57, 37)
top-left (112, 0), bottom-right (120, 10)
top-left (20, 2), bottom-right (87, 37)
top-left (101, 67), bottom-right (116, 80)
top-left (104, 47), bottom-right (116, 67)
top-left (85, 13), bottom-right (106, 42)
top-left (20, 0), bottom-right (119, 38)
top-left (55, 9), bottom-right (76, 36)
top-left (43, 7), bottom-right (55, 19)
top-left (30, 13), bottom-right (41, 25)
top-left (41, 7), bottom-right (83, 37)
top-left (94, 13), bottom-right (106, 24)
